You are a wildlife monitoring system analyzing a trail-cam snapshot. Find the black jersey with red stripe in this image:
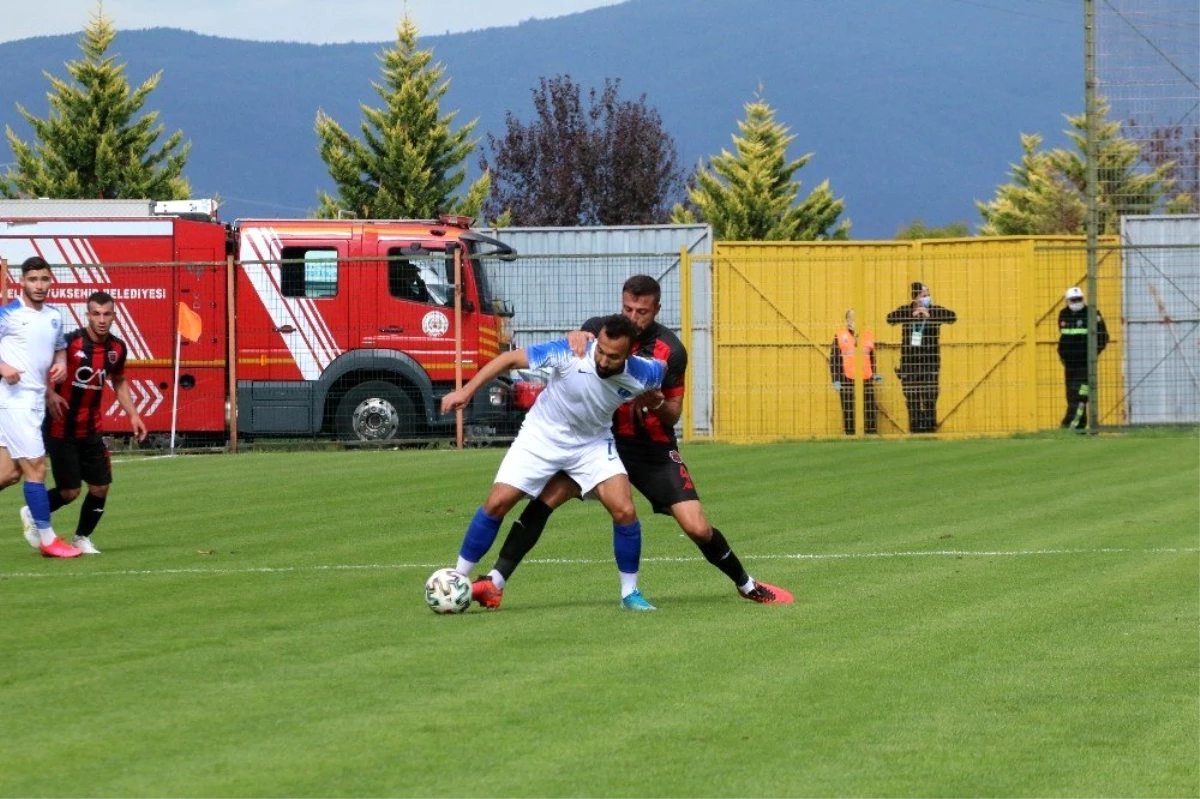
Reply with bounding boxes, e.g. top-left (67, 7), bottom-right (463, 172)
top-left (582, 316), bottom-right (687, 447)
top-left (47, 329), bottom-right (128, 439)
